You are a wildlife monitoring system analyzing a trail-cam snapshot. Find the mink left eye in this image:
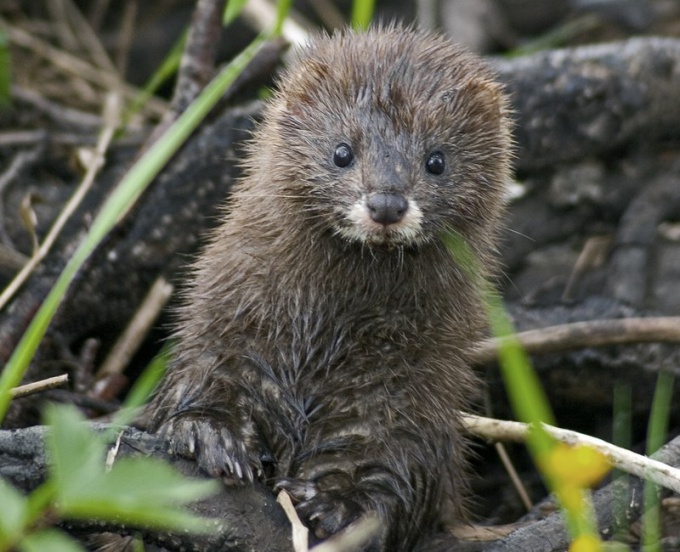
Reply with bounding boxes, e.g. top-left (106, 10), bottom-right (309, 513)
top-left (425, 151), bottom-right (445, 175)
